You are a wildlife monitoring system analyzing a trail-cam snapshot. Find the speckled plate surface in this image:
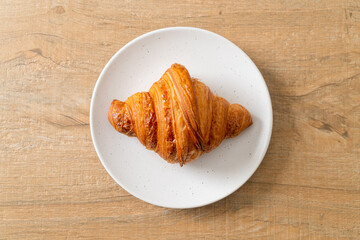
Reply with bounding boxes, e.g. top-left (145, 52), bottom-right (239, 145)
top-left (90, 27), bottom-right (272, 208)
